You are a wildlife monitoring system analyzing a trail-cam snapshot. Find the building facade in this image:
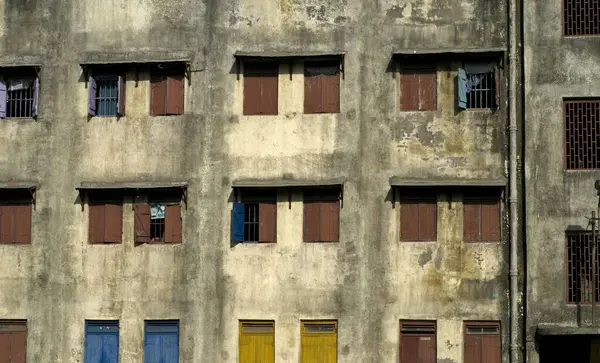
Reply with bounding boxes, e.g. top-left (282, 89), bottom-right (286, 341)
top-left (0, 1), bottom-right (513, 363)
